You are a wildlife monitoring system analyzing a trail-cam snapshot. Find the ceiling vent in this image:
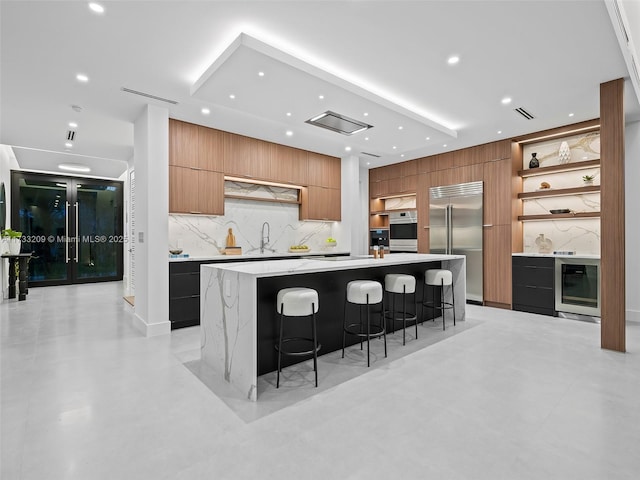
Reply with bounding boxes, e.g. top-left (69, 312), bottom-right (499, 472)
top-left (305, 111), bottom-right (373, 136)
top-left (514, 107), bottom-right (535, 120)
top-left (121, 87), bottom-right (178, 105)
top-left (66, 130), bottom-right (76, 141)
top-left (360, 151), bottom-right (381, 158)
